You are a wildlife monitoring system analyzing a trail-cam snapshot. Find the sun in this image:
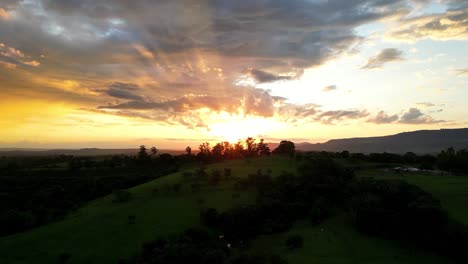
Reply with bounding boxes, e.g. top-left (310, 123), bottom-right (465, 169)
top-left (208, 116), bottom-right (279, 143)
